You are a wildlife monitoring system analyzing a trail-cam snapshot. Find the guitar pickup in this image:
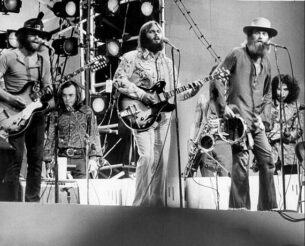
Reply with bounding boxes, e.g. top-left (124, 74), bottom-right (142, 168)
top-left (119, 105), bottom-right (139, 117)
